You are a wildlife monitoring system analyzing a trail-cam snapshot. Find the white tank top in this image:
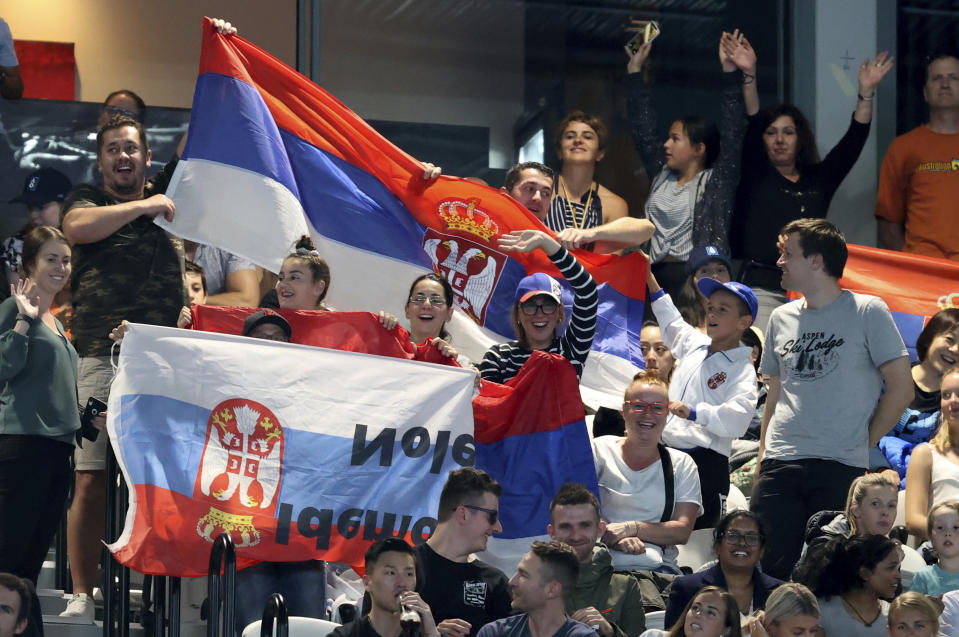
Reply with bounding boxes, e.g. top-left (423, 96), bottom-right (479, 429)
top-left (930, 445), bottom-right (959, 506)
